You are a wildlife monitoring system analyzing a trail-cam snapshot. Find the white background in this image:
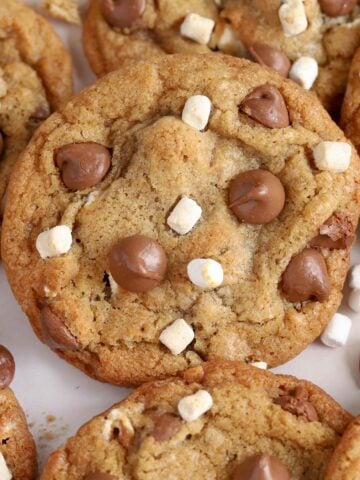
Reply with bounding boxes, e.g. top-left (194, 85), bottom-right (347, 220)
top-left (2, 1), bottom-right (360, 474)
